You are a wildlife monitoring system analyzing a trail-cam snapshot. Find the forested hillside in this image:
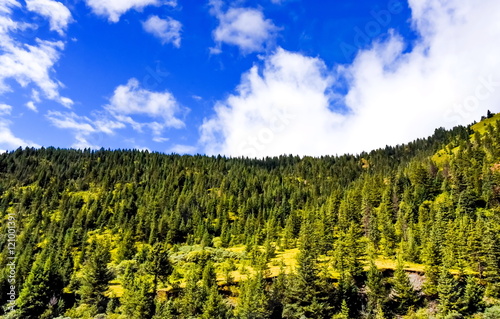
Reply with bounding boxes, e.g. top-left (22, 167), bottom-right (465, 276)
top-left (1, 113), bottom-right (500, 319)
